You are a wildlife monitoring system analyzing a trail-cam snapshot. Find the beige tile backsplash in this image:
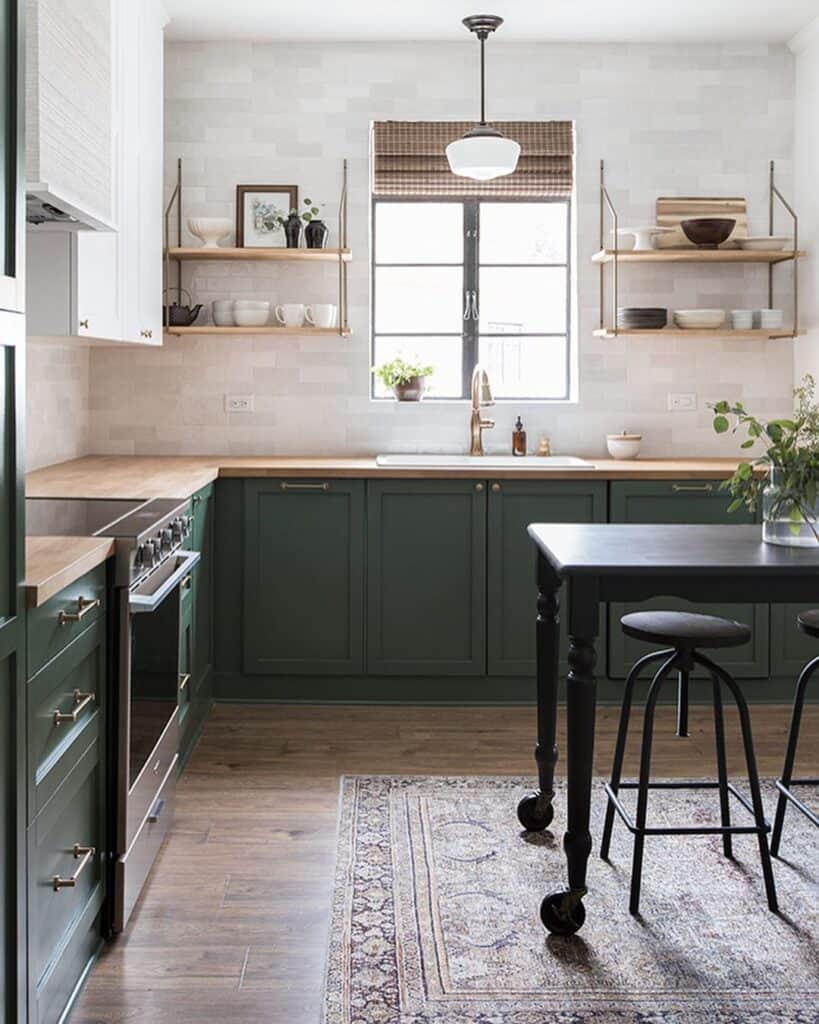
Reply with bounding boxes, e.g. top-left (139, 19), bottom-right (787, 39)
top-left (28, 40), bottom-right (798, 467)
